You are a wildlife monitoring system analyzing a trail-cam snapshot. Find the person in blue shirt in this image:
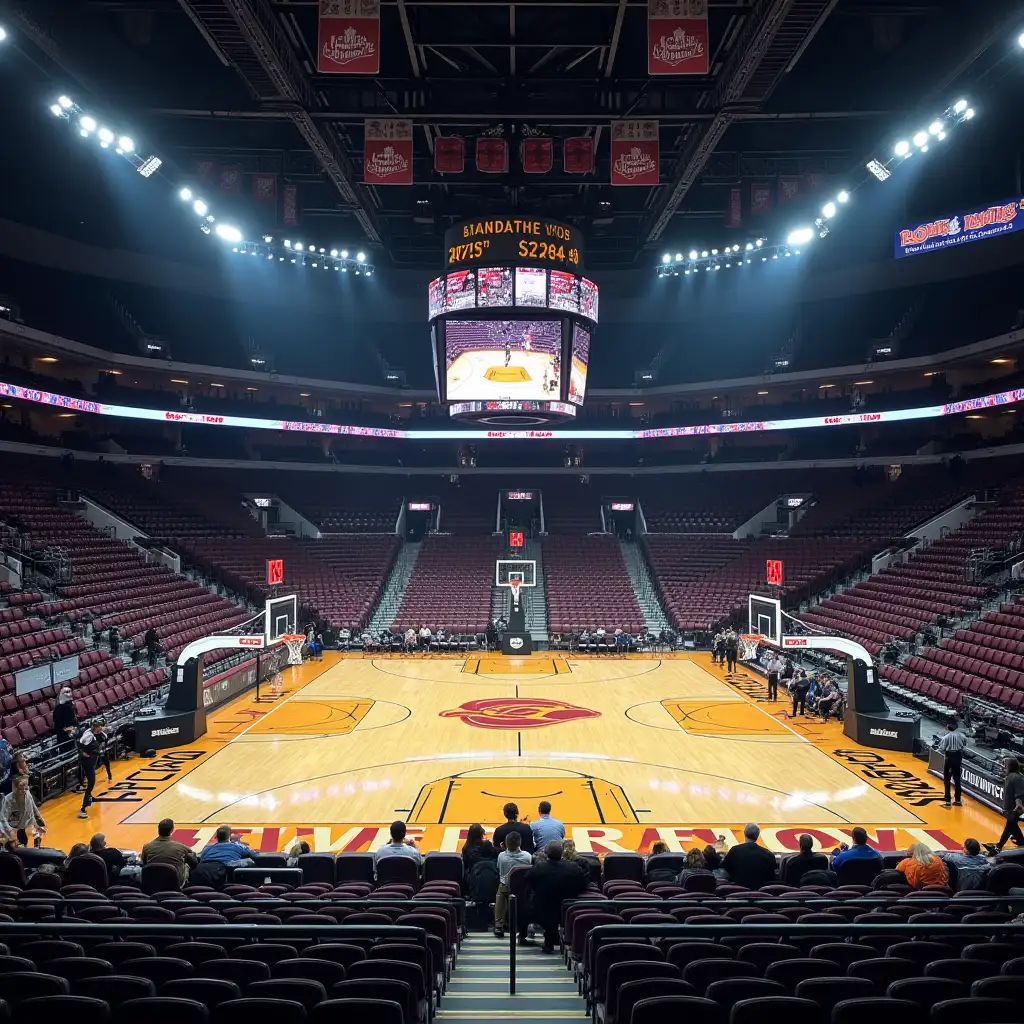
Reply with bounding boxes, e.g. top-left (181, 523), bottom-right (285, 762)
top-left (831, 827), bottom-right (882, 869)
top-left (199, 825), bottom-right (256, 867)
top-left (531, 801), bottom-right (565, 850)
